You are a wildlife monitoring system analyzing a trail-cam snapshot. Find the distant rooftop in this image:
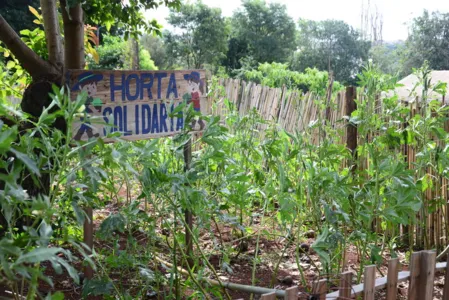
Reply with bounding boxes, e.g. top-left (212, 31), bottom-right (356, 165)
top-left (395, 70), bottom-right (448, 103)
